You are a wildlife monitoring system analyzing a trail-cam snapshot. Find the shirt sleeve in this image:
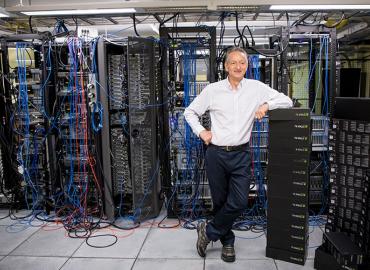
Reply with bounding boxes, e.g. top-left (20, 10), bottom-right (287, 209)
top-left (259, 82), bottom-right (293, 110)
top-left (183, 86), bottom-right (211, 137)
